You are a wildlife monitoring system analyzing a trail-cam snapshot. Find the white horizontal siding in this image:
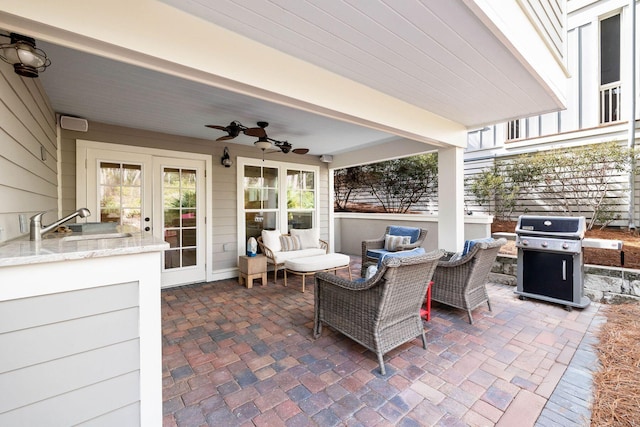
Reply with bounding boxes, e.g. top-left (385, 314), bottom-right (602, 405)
top-left (0, 62), bottom-right (57, 242)
top-left (0, 371), bottom-right (140, 427)
top-left (0, 281), bottom-right (138, 333)
top-left (0, 281), bottom-right (141, 426)
top-left (0, 340), bottom-right (139, 413)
